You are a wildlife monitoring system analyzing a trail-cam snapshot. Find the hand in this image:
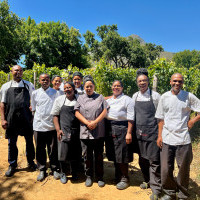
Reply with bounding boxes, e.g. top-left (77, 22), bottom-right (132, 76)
top-left (126, 133), bottom-right (132, 144)
top-left (87, 121), bottom-right (97, 130)
top-left (1, 120), bottom-right (8, 130)
top-left (157, 136), bottom-right (162, 148)
top-left (29, 106), bottom-right (32, 112)
top-left (188, 119), bottom-right (195, 130)
top-left (57, 130), bottom-right (64, 141)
